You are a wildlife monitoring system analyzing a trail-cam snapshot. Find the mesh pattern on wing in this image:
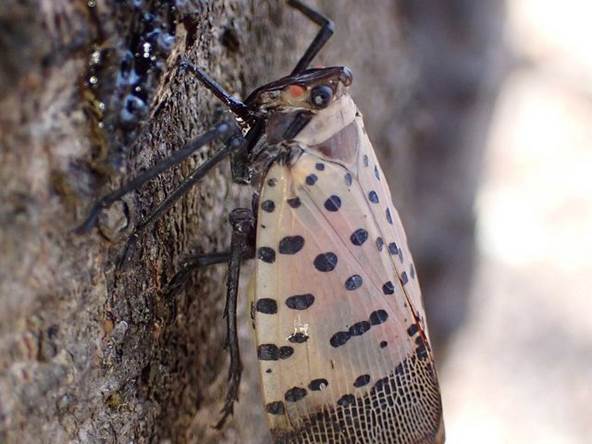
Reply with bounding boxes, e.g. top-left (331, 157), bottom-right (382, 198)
top-left (271, 353), bottom-right (443, 444)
